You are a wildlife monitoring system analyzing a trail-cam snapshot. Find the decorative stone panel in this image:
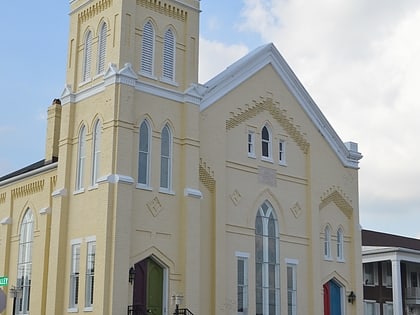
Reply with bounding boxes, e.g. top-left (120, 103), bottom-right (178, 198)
top-left (226, 96), bottom-right (309, 154)
top-left (137, 0), bottom-right (187, 21)
top-left (199, 158), bottom-right (215, 193)
top-left (320, 186), bottom-right (353, 218)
